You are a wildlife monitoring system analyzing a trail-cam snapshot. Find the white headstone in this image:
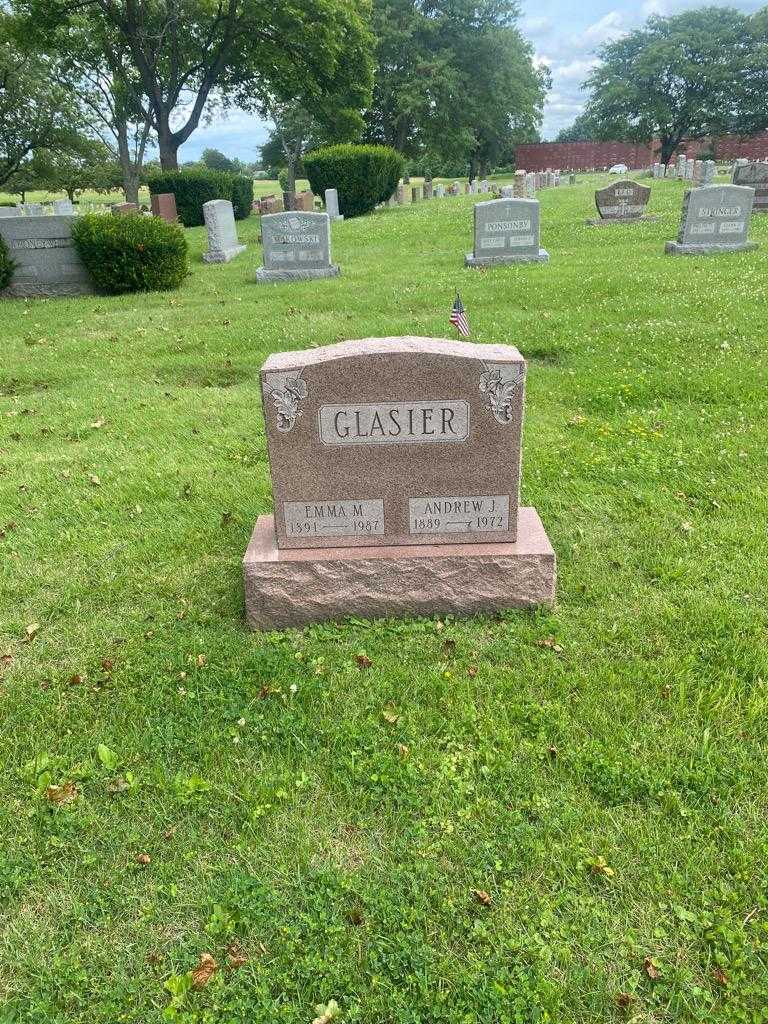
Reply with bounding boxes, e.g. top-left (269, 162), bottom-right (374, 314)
top-left (324, 188), bottom-right (343, 222)
top-left (202, 199), bottom-right (246, 264)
